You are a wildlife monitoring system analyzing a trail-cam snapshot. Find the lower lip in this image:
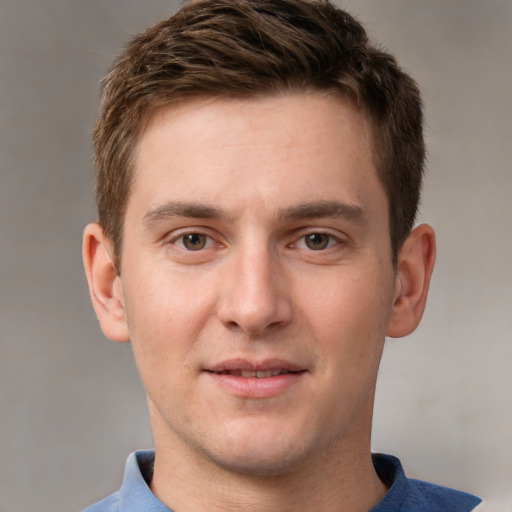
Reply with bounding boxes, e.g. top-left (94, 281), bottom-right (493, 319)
top-left (205, 372), bottom-right (306, 399)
